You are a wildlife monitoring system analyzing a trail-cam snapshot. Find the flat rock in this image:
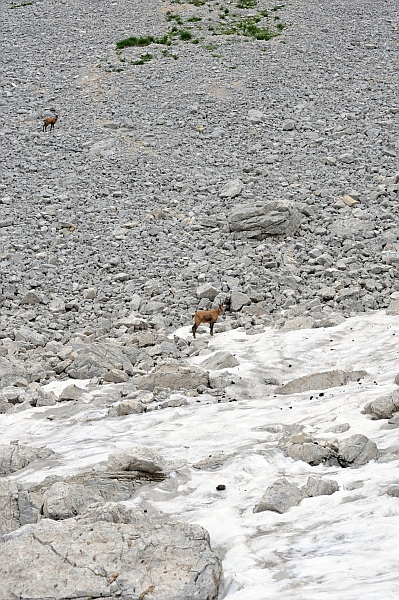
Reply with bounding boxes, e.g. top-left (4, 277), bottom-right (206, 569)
top-left (137, 363), bottom-right (209, 392)
top-left (275, 369), bottom-right (367, 395)
top-left (0, 518), bottom-right (222, 600)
